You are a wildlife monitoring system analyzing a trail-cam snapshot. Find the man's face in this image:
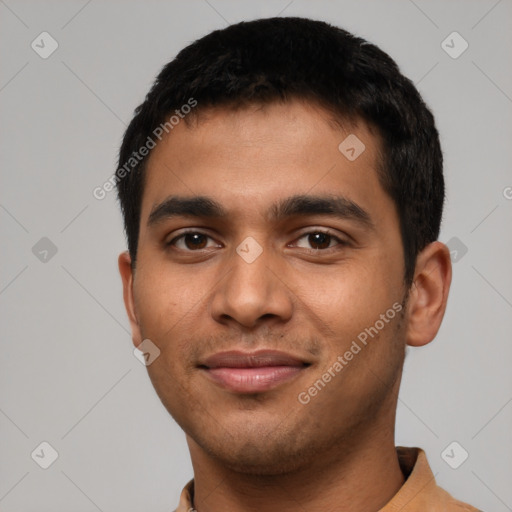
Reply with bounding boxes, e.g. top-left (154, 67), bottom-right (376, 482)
top-left (122, 100), bottom-right (409, 474)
